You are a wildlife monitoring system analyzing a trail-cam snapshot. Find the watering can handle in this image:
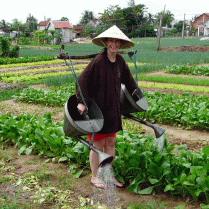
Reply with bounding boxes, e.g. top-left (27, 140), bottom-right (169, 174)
top-left (128, 50), bottom-right (138, 83)
top-left (64, 58), bottom-right (89, 116)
